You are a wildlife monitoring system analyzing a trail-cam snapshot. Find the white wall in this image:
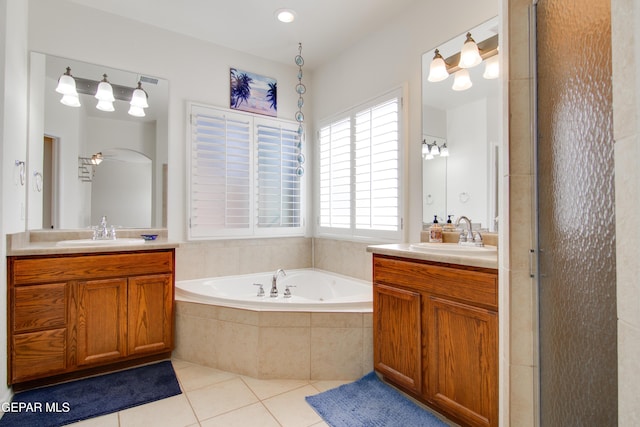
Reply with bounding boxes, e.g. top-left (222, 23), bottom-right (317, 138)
top-left (309, 0), bottom-right (498, 241)
top-left (0, 0), bottom-right (29, 402)
top-left (28, 0), bottom-right (303, 240)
